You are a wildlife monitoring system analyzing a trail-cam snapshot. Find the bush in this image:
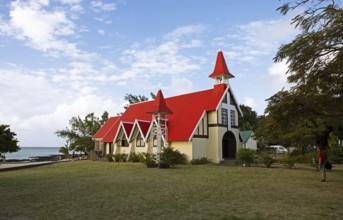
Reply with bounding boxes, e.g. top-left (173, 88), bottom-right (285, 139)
top-left (127, 152), bottom-right (145, 163)
top-left (328, 145), bottom-right (343, 164)
top-left (113, 153), bottom-right (128, 162)
top-left (292, 151), bottom-right (316, 166)
top-left (280, 154), bottom-right (296, 169)
top-left (259, 151), bottom-right (276, 168)
top-left (146, 160), bottom-right (158, 168)
top-left (106, 153), bottom-right (114, 162)
top-left (160, 147), bottom-right (187, 167)
top-left (158, 161), bottom-right (170, 169)
top-left (190, 157), bottom-right (210, 165)
top-left (236, 148), bottom-right (255, 167)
